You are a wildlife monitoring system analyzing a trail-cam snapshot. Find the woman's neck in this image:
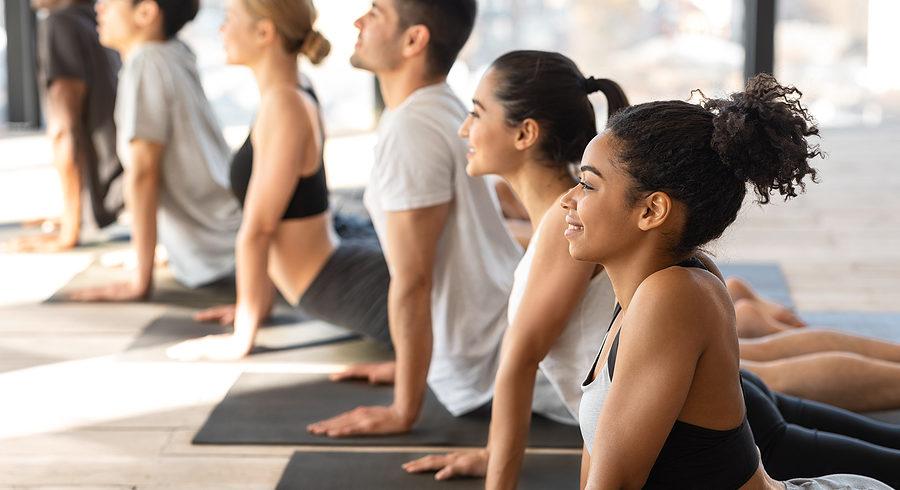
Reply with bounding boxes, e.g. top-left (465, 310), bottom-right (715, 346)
top-left (602, 244), bottom-right (683, 310)
top-left (503, 161), bottom-right (576, 231)
top-left (250, 51), bottom-right (300, 96)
